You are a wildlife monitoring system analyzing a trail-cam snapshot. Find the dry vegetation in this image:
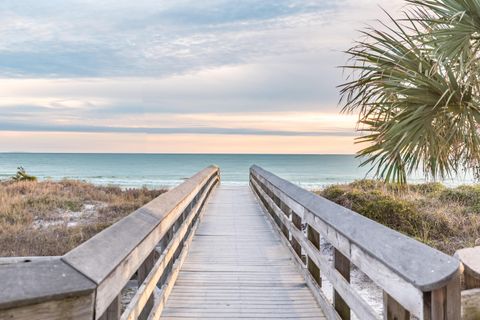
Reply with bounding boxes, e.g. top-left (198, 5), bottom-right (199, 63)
top-left (319, 181), bottom-right (480, 255)
top-left (0, 180), bottom-right (165, 257)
